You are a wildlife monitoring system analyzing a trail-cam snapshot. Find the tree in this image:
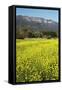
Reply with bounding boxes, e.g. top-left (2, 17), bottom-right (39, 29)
top-left (28, 31), bottom-right (33, 38)
top-left (39, 32), bottom-right (43, 38)
top-left (47, 35), bottom-right (52, 39)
